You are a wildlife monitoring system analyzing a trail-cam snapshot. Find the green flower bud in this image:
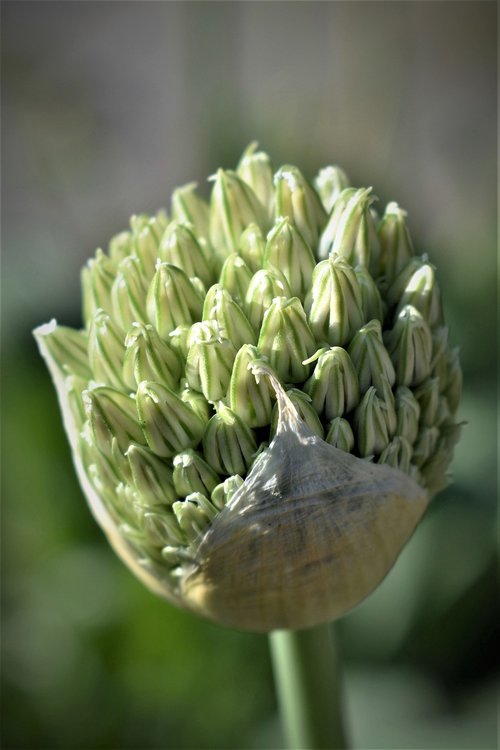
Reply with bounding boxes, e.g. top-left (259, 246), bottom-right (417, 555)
top-left (83, 386), bottom-right (144, 455)
top-left (413, 377), bottom-right (440, 428)
top-left (317, 187), bottom-right (375, 265)
top-left (305, 255), bottom-right (364, 347)
top-left (353, 386), bottom-right (392, 457)
top-left (412, 426), bottom-right (440, 468)
top-left (136, 380), bottom-right (206, 458)
top-left (348, 319), bottom-right (396, 394)
top-left (274, 165), bottom-right (326, 249)
top-left (354, 265), bottom-right (385, 322)
top-left (258, 297), bottom-right (316, 384)
top-left (264, 217), bottom-right (316, 298)
top-left (219, 253), bottom-right (253, 305)
top-left (108, 230), bottom-right (133, 264)
top-left (179, 386), bottom-right (212, 424)
top-left (271, 388), bottom-right (324, 438)
top-left (122, 323), bottom-right (182, 391)
top-left (185, 321), bottom-right (237, 402)
top-left (141, 507), bottom-right (185, 548)
top-left (245, 268), bottom-right (292, 333)
top-left (384, 305), bottom-right (432, 387)
top-left (82, 249), bottom-right (116, 321)
top-left (395, 262), bottom-right (443, 328)
top-left (238, 223), bottom-right (266, 273)
top-left (173, 493), bottom-right (218, 545)
top-left (130, 213), bottom-right (166, 280)
top-left (173, 449), bottom-right (220, 498)
top-left (303, 346), bottom-right (360, 420)
top-left (237, 142), bottom-right (274, 221)
top-left (385, 256), bottom-right (427, 308)
top-left (146, 262), bottom-right (203, 339)
top-left (65, 374), bottom-right (89, 428)
top-left (209, 169), bottom-right (267, 259)
top-left (111, 256), bottom-right (149, 331)
top-left (229, 345), bottom-right (275, 428)
top-left (378, 435), bottom-right (413, 474)
top-left (394, 386), bottom-right (421, 444)
top-left (159, 222), bottom-right (213, 289)
top-left (171, 182), bottom-right (210, 240)
top-left (202, 403), bottom-right (257, 476)
top-left (211, 474), bottom-right (244, 510)
top-left (314, 165), bottom-right (350, 214)
top-left (442, 347), bottom-right (462, 414)
top-left (168, 325), bottom-right (191, 361)
top-left (202, 285), bottom-right (256, 350)
top-left (126, 443), bottom-right (177, 506)
top-left (325, 417), bottom-right (355, 453)
top-left (377, 202), bottom-right (414, 285)
top-left (36, 321), bottom-right (91, 379)
top-left (88, 309), bottom-right (126, 389)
